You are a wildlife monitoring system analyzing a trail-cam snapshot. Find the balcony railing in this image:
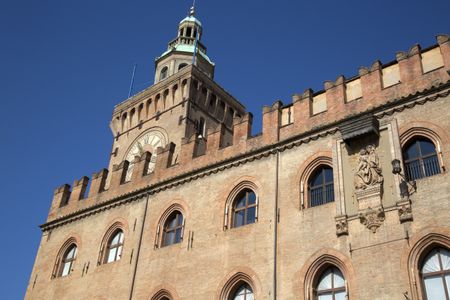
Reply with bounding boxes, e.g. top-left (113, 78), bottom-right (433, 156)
top-left (405, 155), bottom-right (440, 181)
top-left (309, 184), bottom-right (334, 207)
